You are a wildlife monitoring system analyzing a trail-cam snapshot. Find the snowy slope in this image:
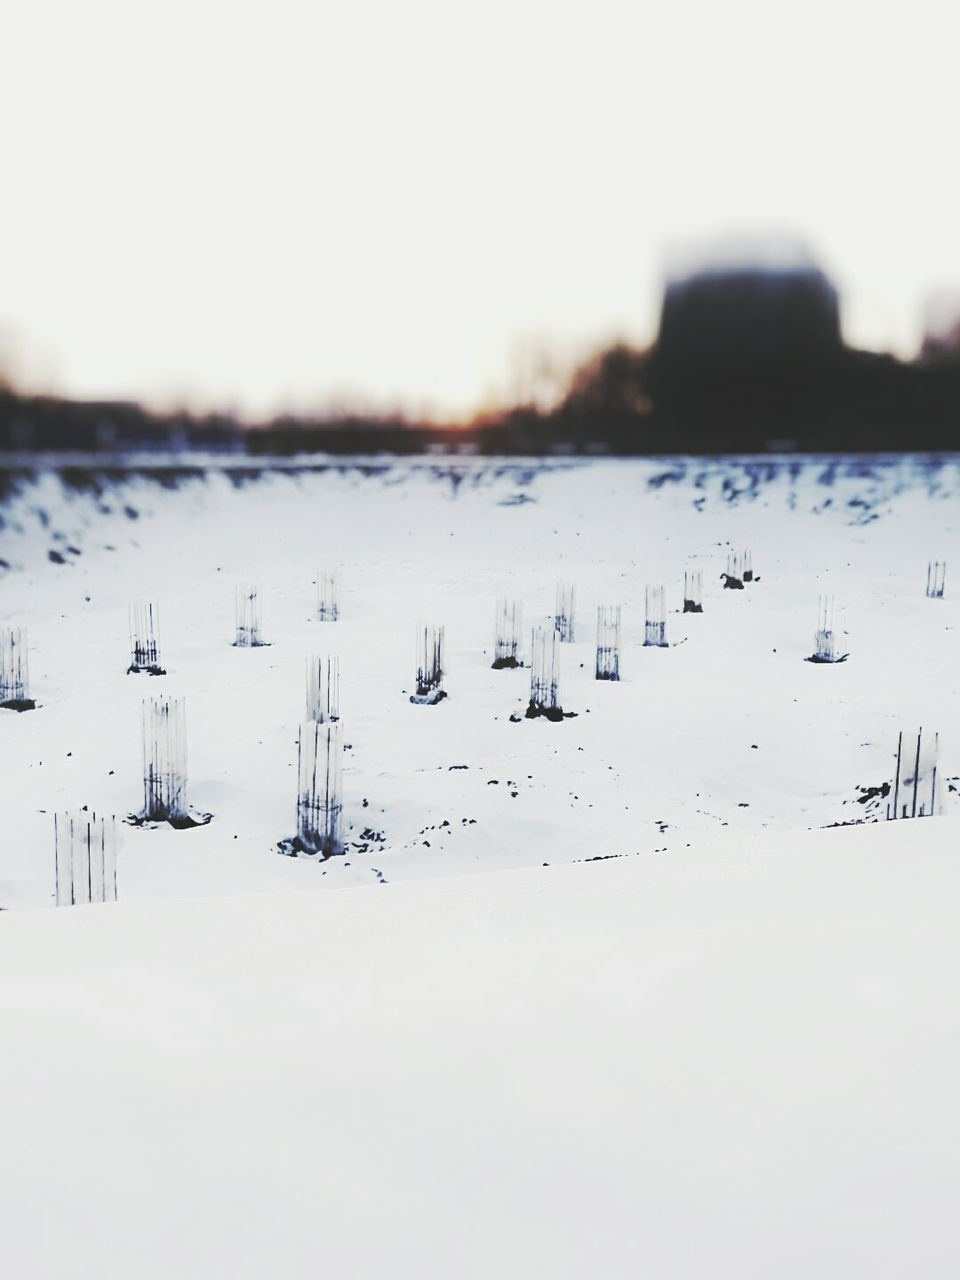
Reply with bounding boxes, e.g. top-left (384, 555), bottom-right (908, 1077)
top-left (3, 816), bottom-right (960, 1279)
top-left (1, 455), bottom-right (959, 906)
